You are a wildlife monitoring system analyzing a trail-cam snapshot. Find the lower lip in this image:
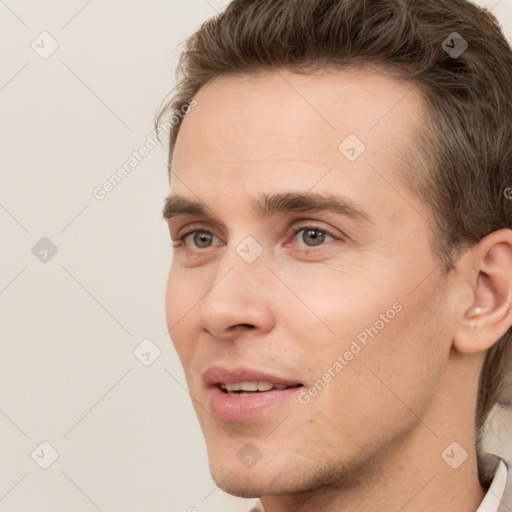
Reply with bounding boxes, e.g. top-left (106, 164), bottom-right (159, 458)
top-left (208, 385), bottom-right (302, 422)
